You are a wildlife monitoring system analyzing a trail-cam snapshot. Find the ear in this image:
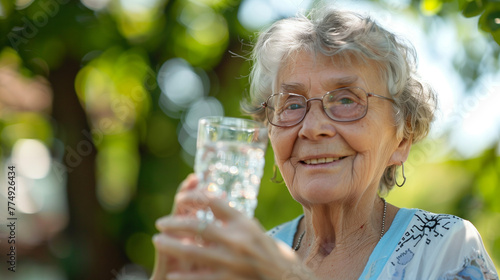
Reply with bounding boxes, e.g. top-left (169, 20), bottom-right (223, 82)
top-left (389, 136), bottom-right (412, 166)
